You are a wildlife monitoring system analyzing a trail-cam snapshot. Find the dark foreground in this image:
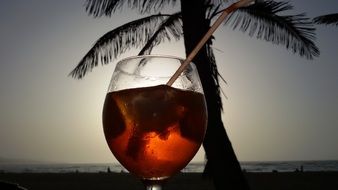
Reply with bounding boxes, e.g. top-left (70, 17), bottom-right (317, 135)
top-left (1, 172), bottom-right (338, 190)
